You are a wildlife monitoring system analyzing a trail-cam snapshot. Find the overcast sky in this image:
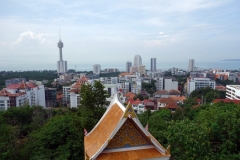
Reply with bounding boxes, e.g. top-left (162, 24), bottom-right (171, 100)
top-left (0, 0), bottom-right (240, 71)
